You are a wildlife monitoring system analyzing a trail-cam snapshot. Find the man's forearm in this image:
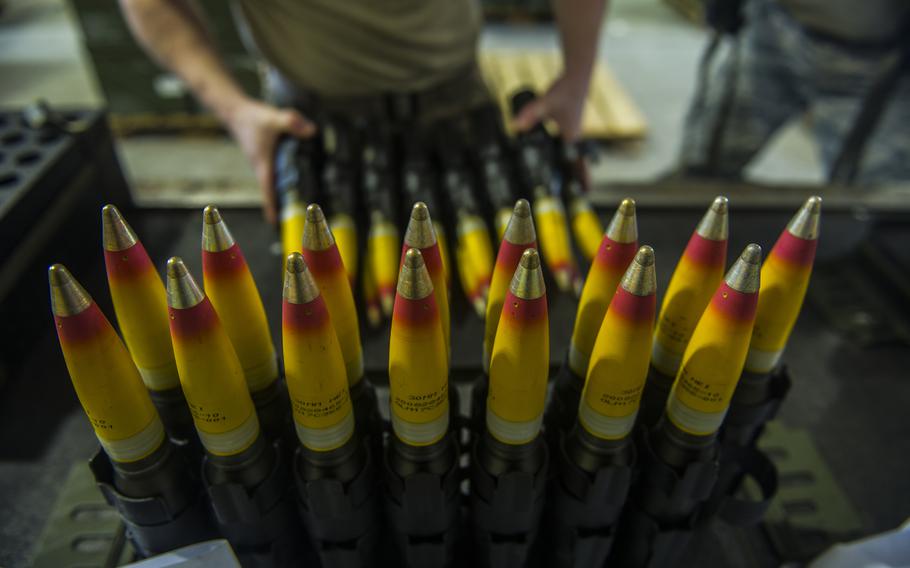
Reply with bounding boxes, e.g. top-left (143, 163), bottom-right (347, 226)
top-left (119, 0), bottom-right (249, 123)
top-left (553, 0), bottom-right (609, 90)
